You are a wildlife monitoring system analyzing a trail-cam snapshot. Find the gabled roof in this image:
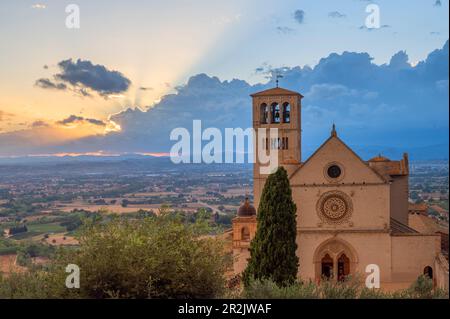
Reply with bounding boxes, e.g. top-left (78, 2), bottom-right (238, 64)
top-left (250, 87), bottom-right (304, 98)
top-left (289, 133), bottom-right (388, 183)
top-left (368, 152), bottom-right (409, 177)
